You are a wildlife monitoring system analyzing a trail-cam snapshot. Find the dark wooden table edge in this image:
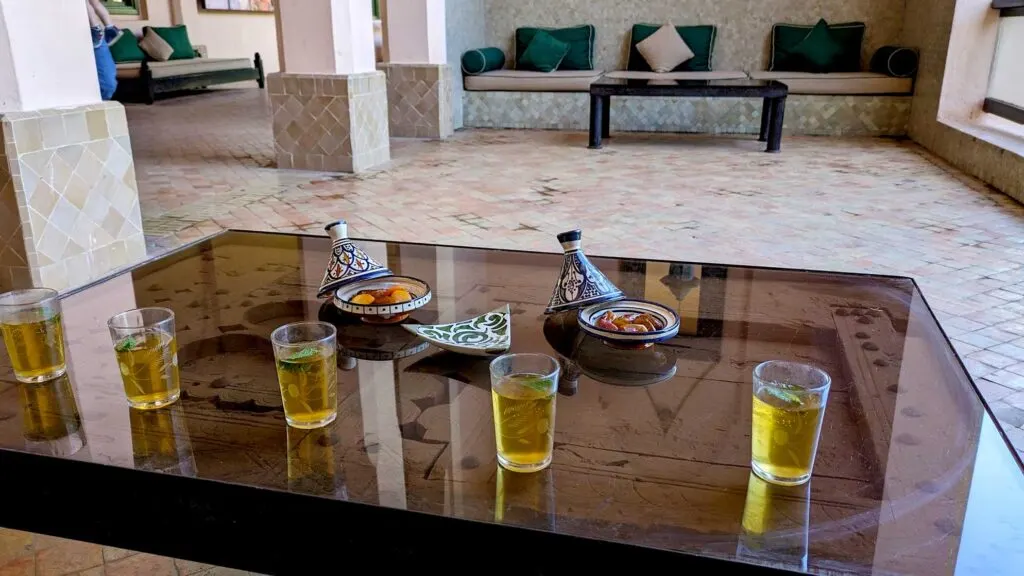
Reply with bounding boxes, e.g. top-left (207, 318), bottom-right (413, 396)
top-left (0, 450), bottom-right (802, 574)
